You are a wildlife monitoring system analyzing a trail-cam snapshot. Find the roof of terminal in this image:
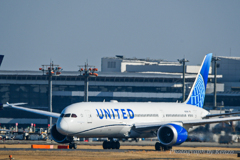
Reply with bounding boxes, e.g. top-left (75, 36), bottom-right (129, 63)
top-left (0, 70), bottom-right (222, 79)
top-left (102, 56), bottom-right (180, 65)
